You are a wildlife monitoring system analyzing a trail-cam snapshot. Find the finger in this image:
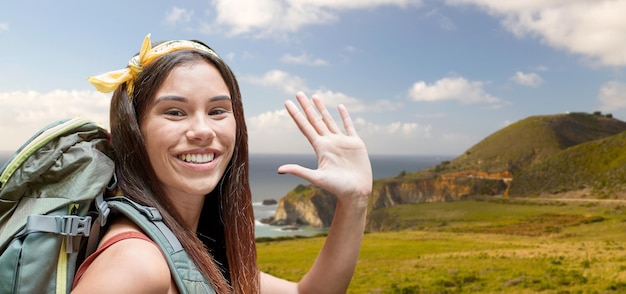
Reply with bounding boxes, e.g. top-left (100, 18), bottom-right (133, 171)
top-left (295, 92), bottom-right (326, 135)
top-left (338, 104), bottom-right (359, 137)
top-left (277, 164), bottom-right (318, 184)
top-left (311, 95), bottom-right (340, 134)
top-left (284, 99), bottom-right (318, 145)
